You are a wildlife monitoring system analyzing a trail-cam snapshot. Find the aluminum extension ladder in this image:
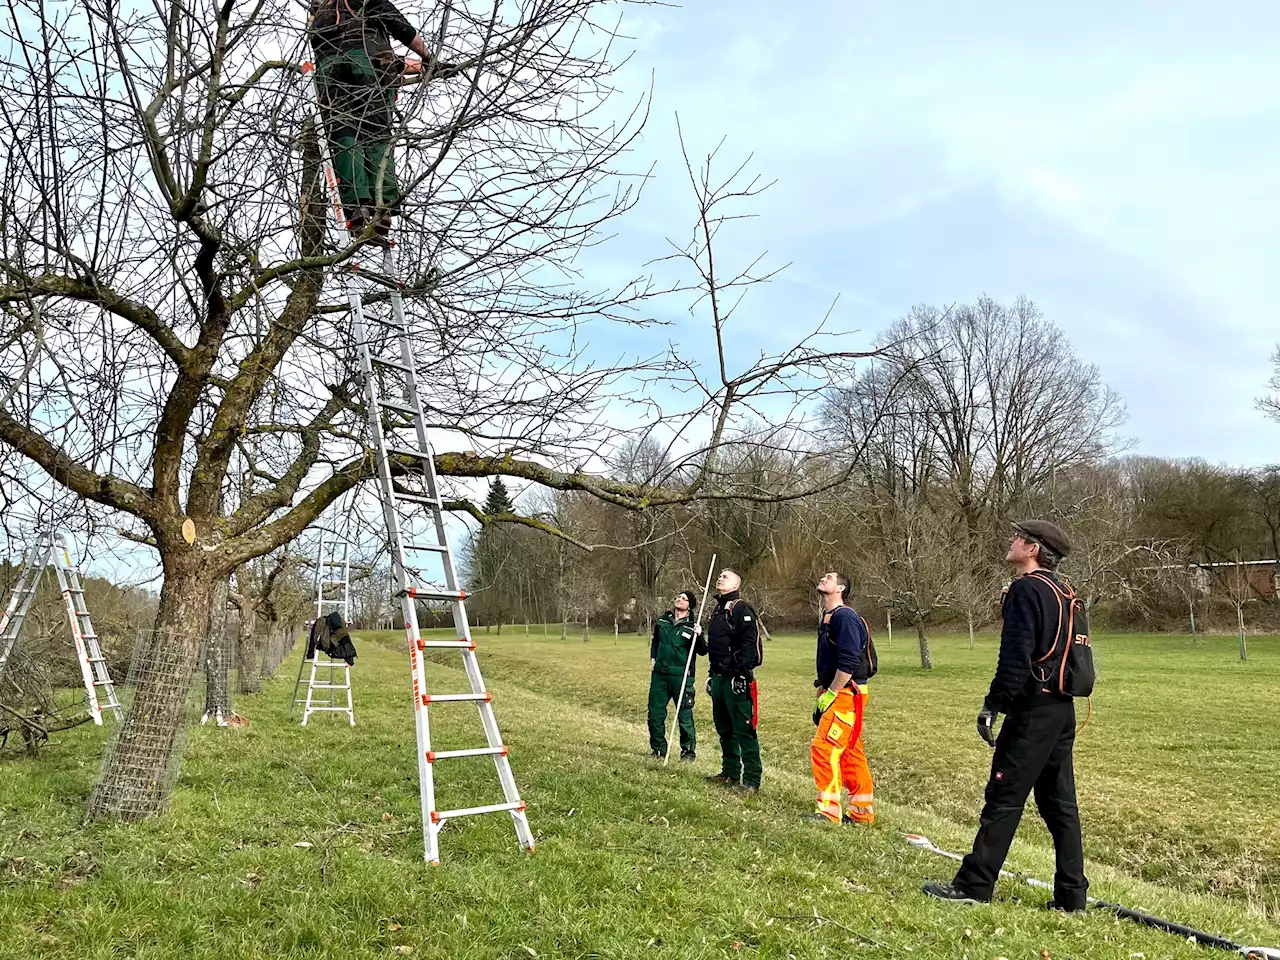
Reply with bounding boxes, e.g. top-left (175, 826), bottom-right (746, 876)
top-left (0, 531), bottom-right (122, 724)
top-left (303, 60), bottom-right (533, 864)
top-left (291, 532), bottom-right (356, 725)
